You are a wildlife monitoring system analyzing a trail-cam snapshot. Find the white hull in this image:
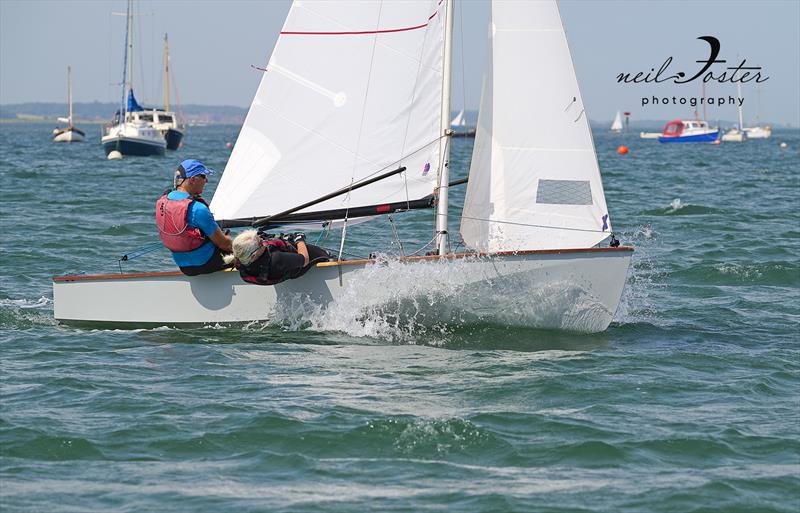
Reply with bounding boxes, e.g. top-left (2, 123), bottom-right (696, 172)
top-left (721, 129), bottom-right (746, 142)
top-left (743, 126), bottom-right (772, 139)
top-left (53, 128), bottom-right (84, 143)
top-left (53, 248), bottom-right (632, 333)
top-left (101, 122), bottom-right (167, 156)
top-left (639, 132), bottom-right (660, 139)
